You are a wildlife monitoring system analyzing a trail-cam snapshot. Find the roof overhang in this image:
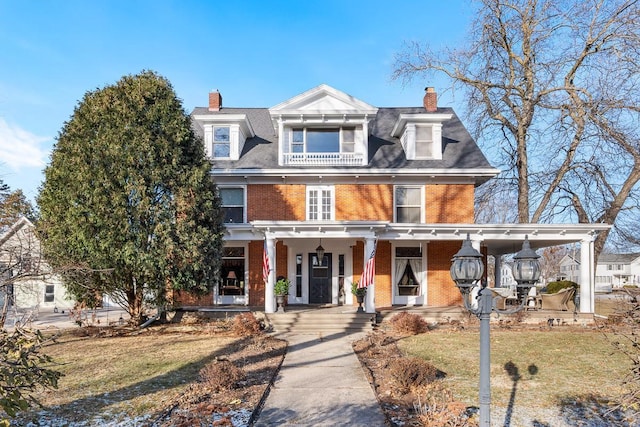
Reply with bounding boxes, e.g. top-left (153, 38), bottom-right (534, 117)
top-left (192, 113), bottom-right (255, 138)
top-left (391, 113), bottom-right (454, 137)
top-left (225, 221), bottom-right (611, 256)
